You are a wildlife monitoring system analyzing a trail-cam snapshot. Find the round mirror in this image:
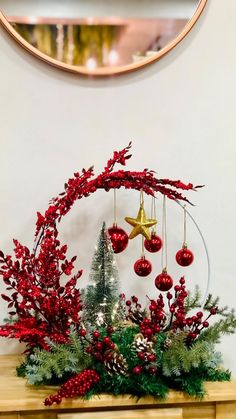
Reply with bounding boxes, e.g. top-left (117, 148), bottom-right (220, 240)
top-left (0, 0), bottom-right (207, 76)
